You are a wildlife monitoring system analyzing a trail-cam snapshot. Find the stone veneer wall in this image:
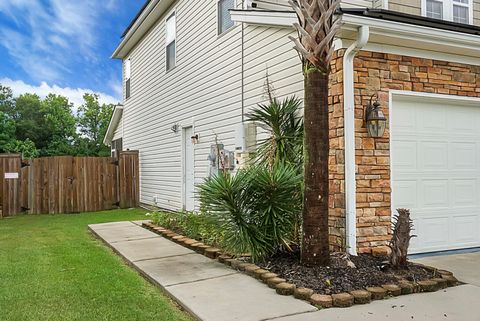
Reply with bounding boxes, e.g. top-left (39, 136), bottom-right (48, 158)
top-left (353, 51), bottom-right (480, 253)
top-left (328, 49), bottom-right (346, 251)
